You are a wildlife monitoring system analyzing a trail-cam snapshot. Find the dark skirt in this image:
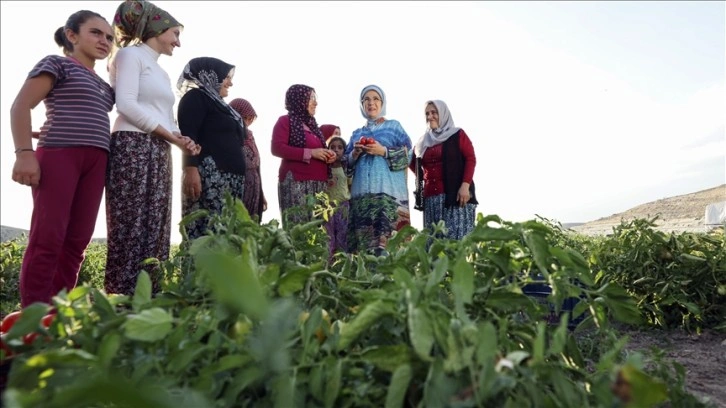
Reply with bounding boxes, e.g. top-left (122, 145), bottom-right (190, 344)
top-left (182, 155), bottom-right (245, 241)
top-left (423, 193), bottom-right (476, 240)
top-left (105, 131), bottom-right (172, 295)
top-left (277, 171), bottom-right (327, 230)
